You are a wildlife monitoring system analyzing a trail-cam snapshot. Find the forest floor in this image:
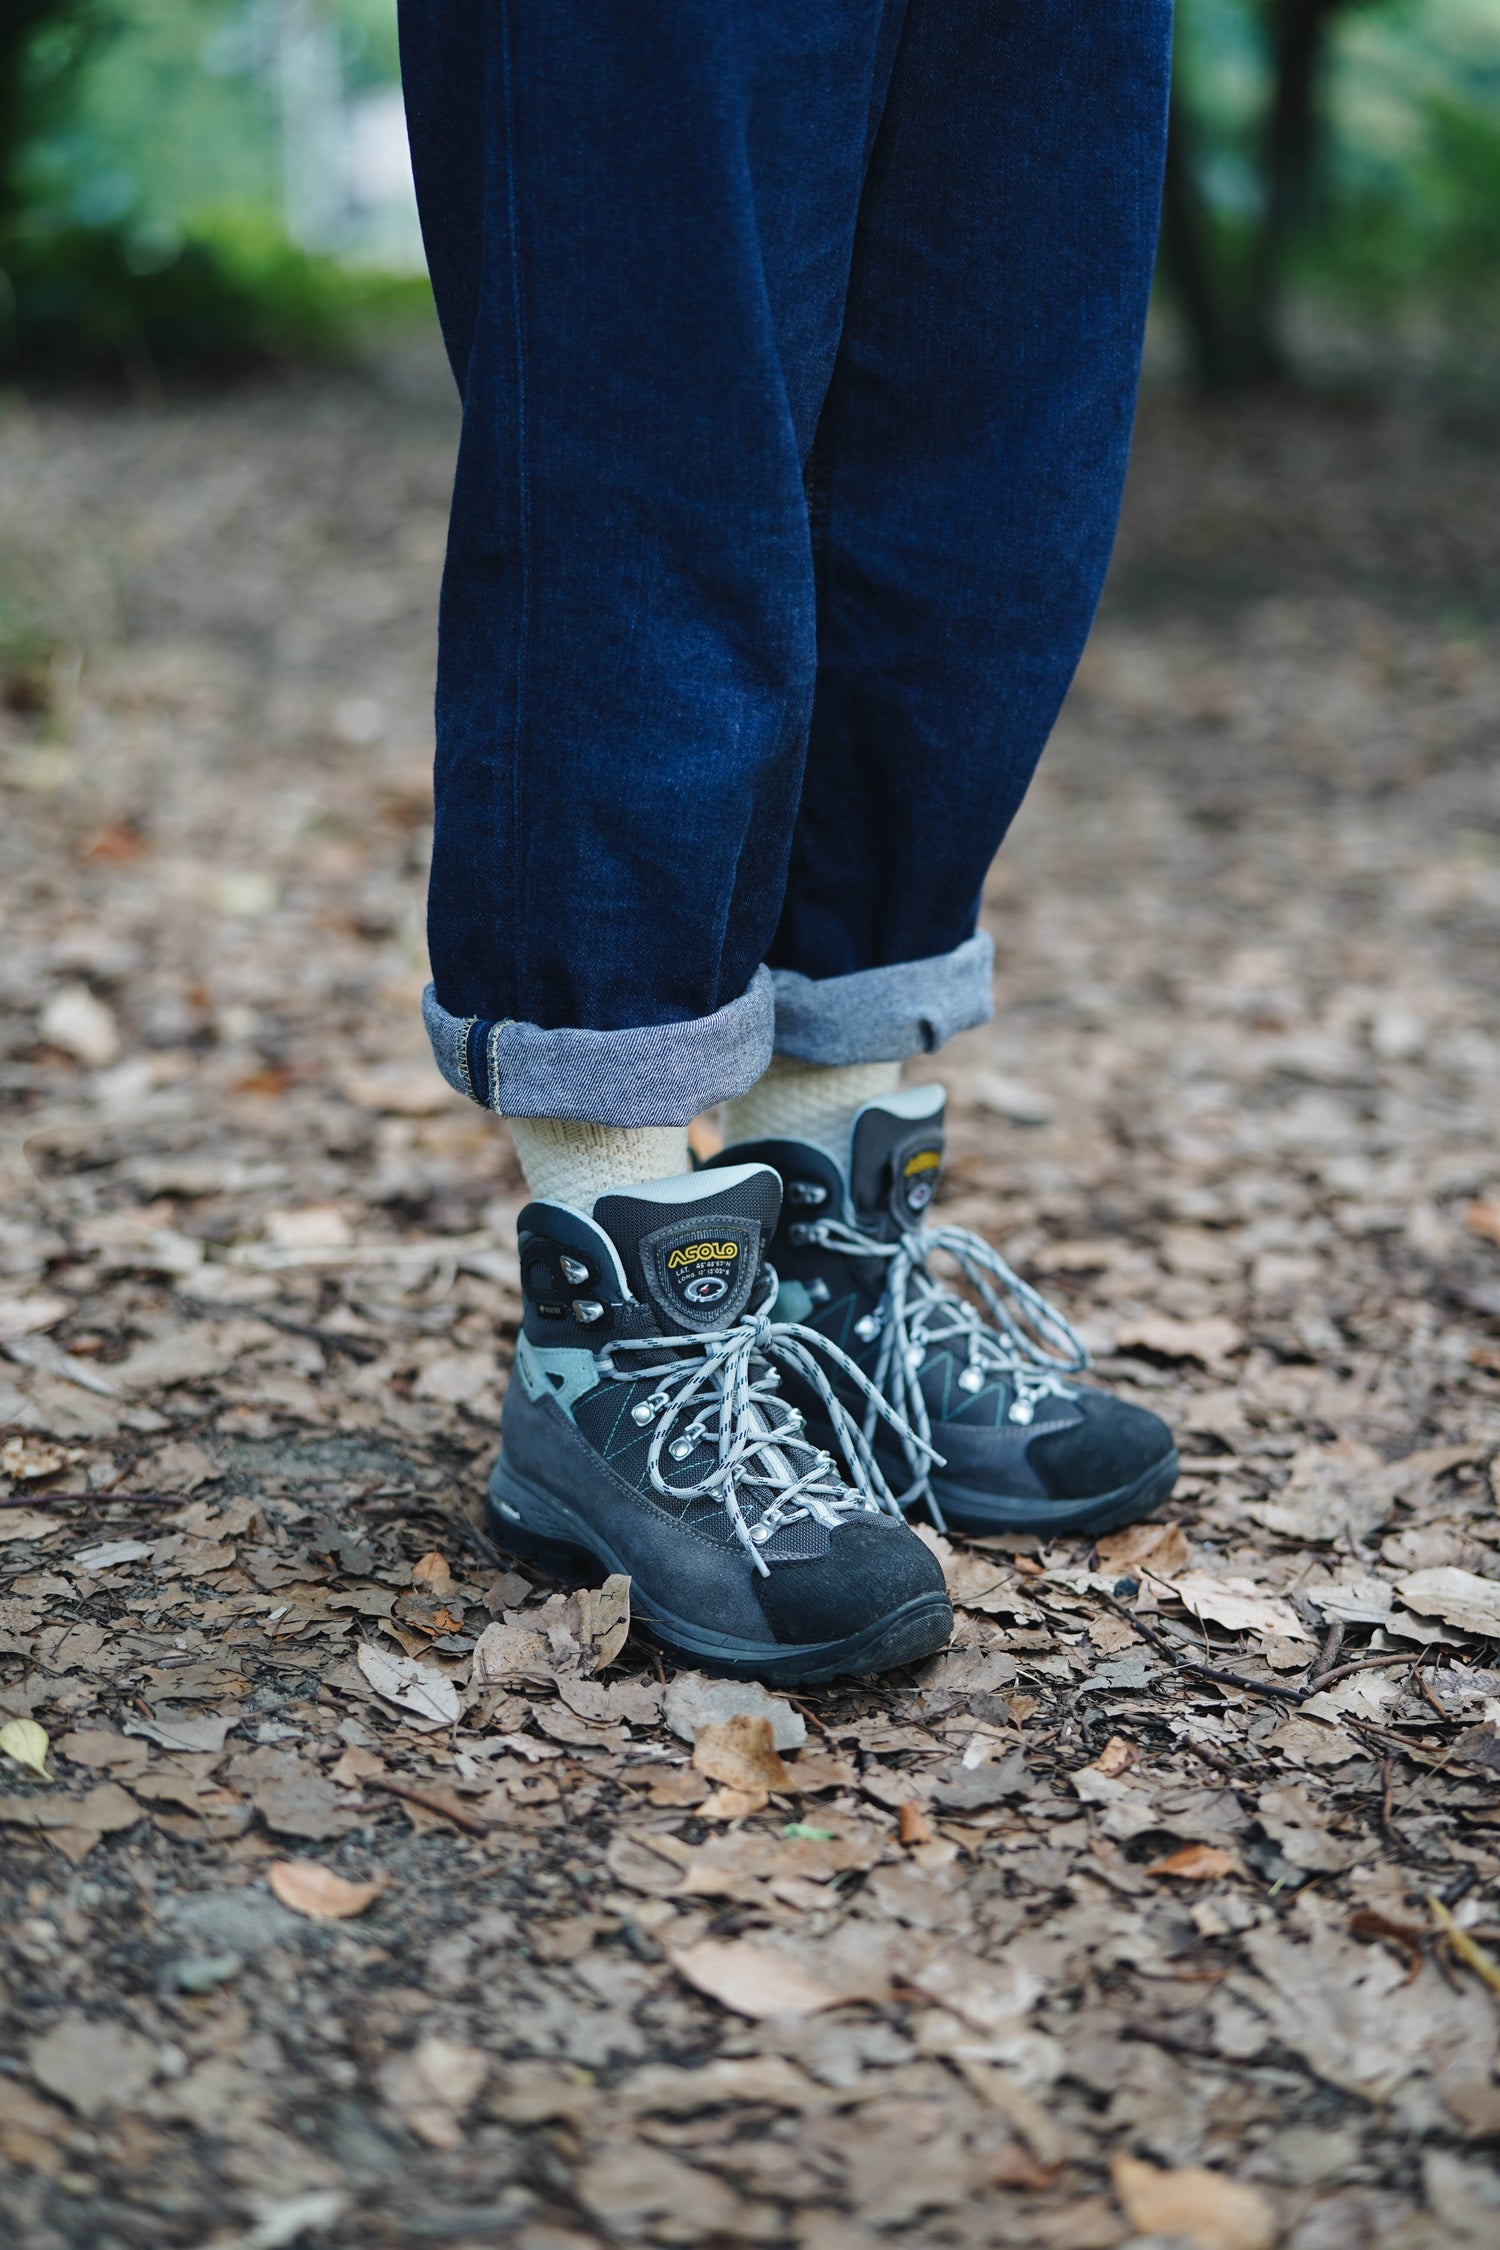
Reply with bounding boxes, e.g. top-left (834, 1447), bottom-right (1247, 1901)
top-left (2, 342), bottom-right (1500, 2250)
